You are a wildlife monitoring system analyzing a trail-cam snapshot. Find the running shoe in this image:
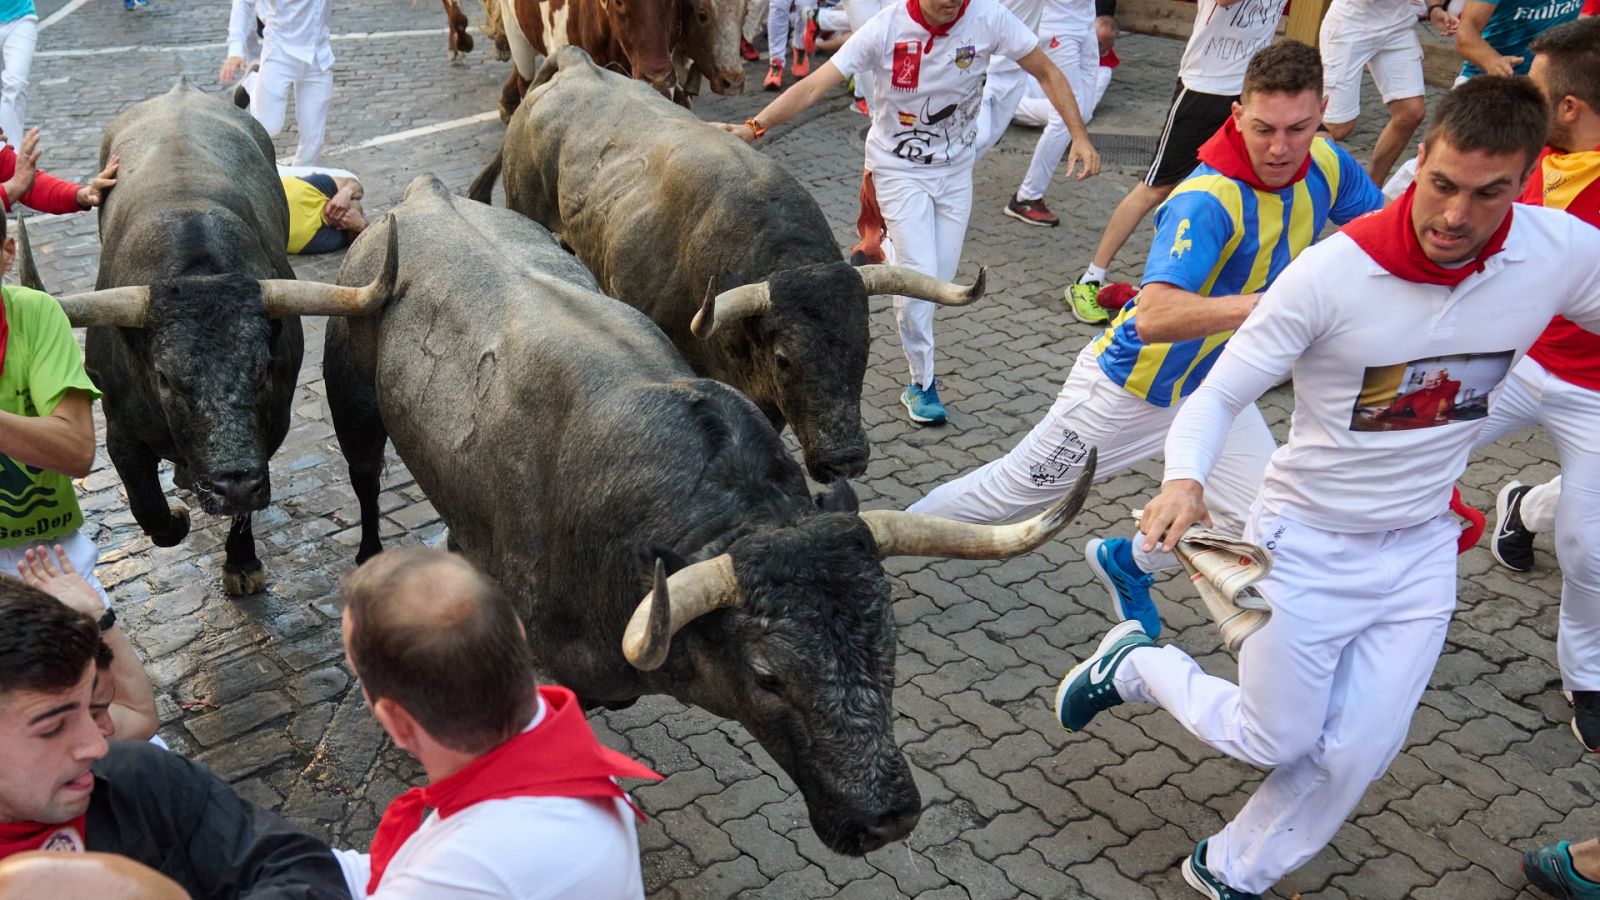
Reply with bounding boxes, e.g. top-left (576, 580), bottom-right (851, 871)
top-left (763, 61), bottom-right (783, 91)
top-left (853, 97), bottom-right (869, 116)
top-left (802, 8), bottom-right (819, 54)
top-left (740, 37), bottom-right (760, 61)
top-left (791, 46), bottom-right (811, 78)
top-left (1525, 842), bottom-right (1600, 899)
top-left (1572, 691), bottom-right (1600, 752)
top-left (1053, 619), bottom-right (1151, 732)
top-left (1003, 195), bottom-right (1060, 227)
top-left (1086, 537), bottom-right (1161, 639)
top-left (1491, 480), bottom-right (1536, 572)
top-left (1182, 840), bottom-right (1262, 900)
top-left (1066, 280), bottom-right (1110, 325)
top-left (900, 380), bottom-right (946, 425)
